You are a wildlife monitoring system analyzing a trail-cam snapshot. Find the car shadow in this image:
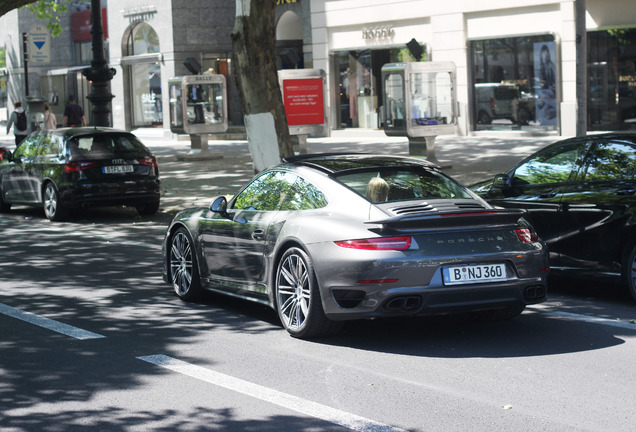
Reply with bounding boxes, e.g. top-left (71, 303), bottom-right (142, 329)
top-left (319, 309), bottom-right (631, 358)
